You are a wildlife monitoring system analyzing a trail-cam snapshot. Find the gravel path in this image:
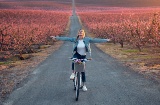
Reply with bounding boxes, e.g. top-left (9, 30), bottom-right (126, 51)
top-left (3, 0), bottom-right (160, 105)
